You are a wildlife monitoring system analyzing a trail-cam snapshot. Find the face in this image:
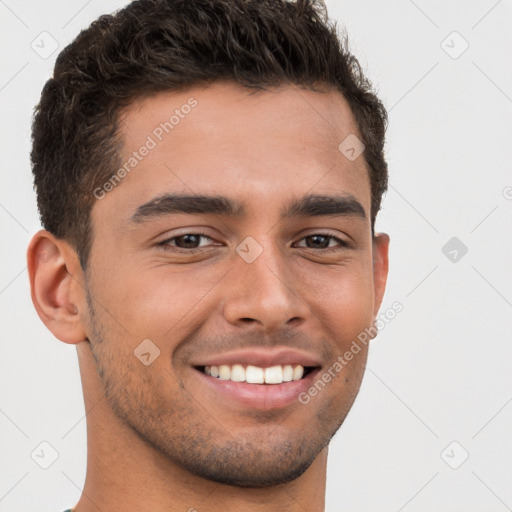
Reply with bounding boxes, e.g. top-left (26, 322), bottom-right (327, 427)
top-left (82, 81), bottom-right (388, 487)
